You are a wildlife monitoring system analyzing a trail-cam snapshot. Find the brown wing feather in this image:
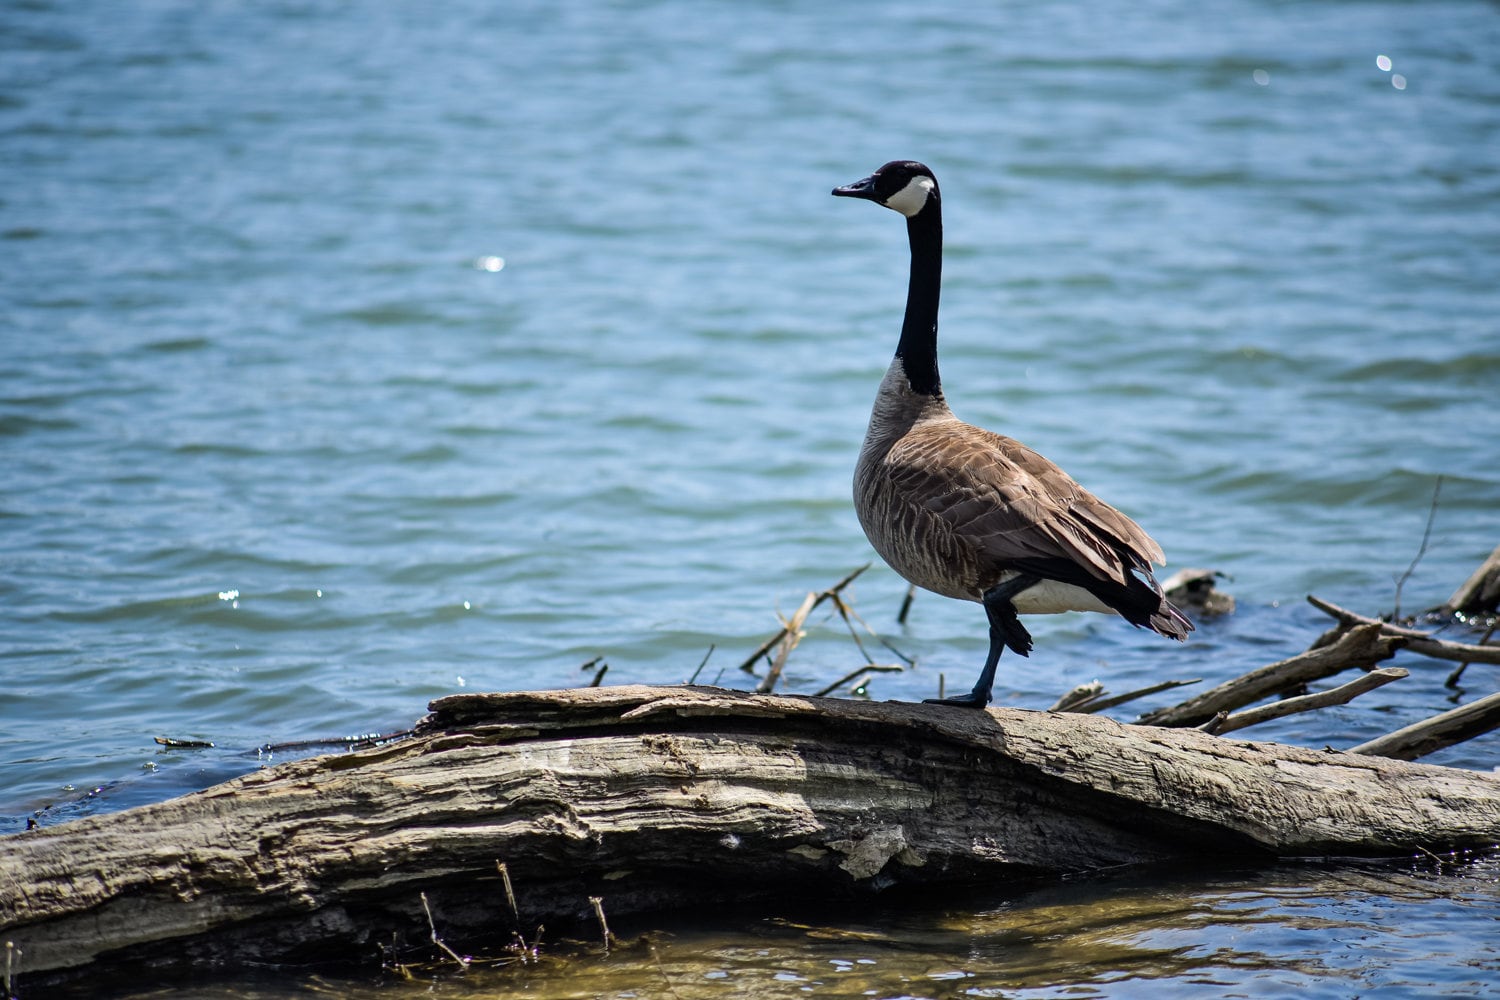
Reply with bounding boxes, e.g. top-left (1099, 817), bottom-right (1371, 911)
top-left (881, 418), bottom-right (1164, 588)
